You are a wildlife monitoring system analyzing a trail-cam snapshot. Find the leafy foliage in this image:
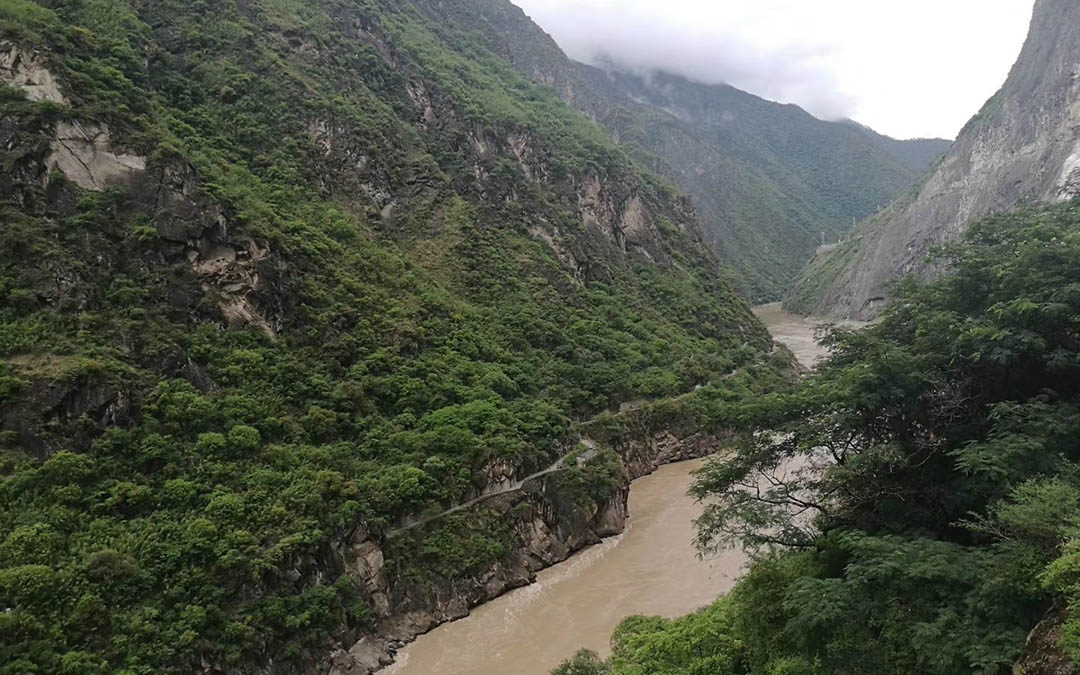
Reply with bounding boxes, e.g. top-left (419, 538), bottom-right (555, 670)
top-left (559, 200), bottom-right (1080, 675)
top-left (0, 0), bottom-right (772, 672)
